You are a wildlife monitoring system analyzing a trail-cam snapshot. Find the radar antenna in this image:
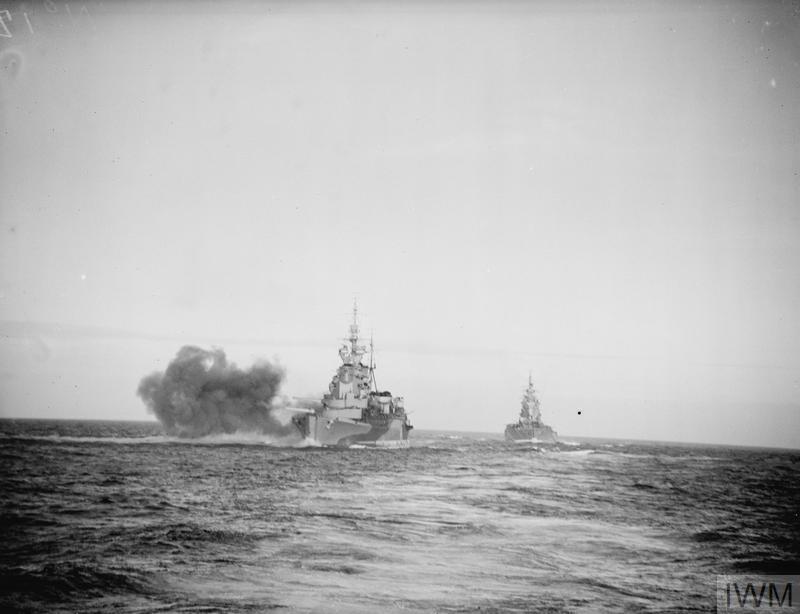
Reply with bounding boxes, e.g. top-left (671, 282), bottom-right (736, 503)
top-left (349, 298), bottom-right (360, 350)
top-left (369, 333), bottom-right (379, 392)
